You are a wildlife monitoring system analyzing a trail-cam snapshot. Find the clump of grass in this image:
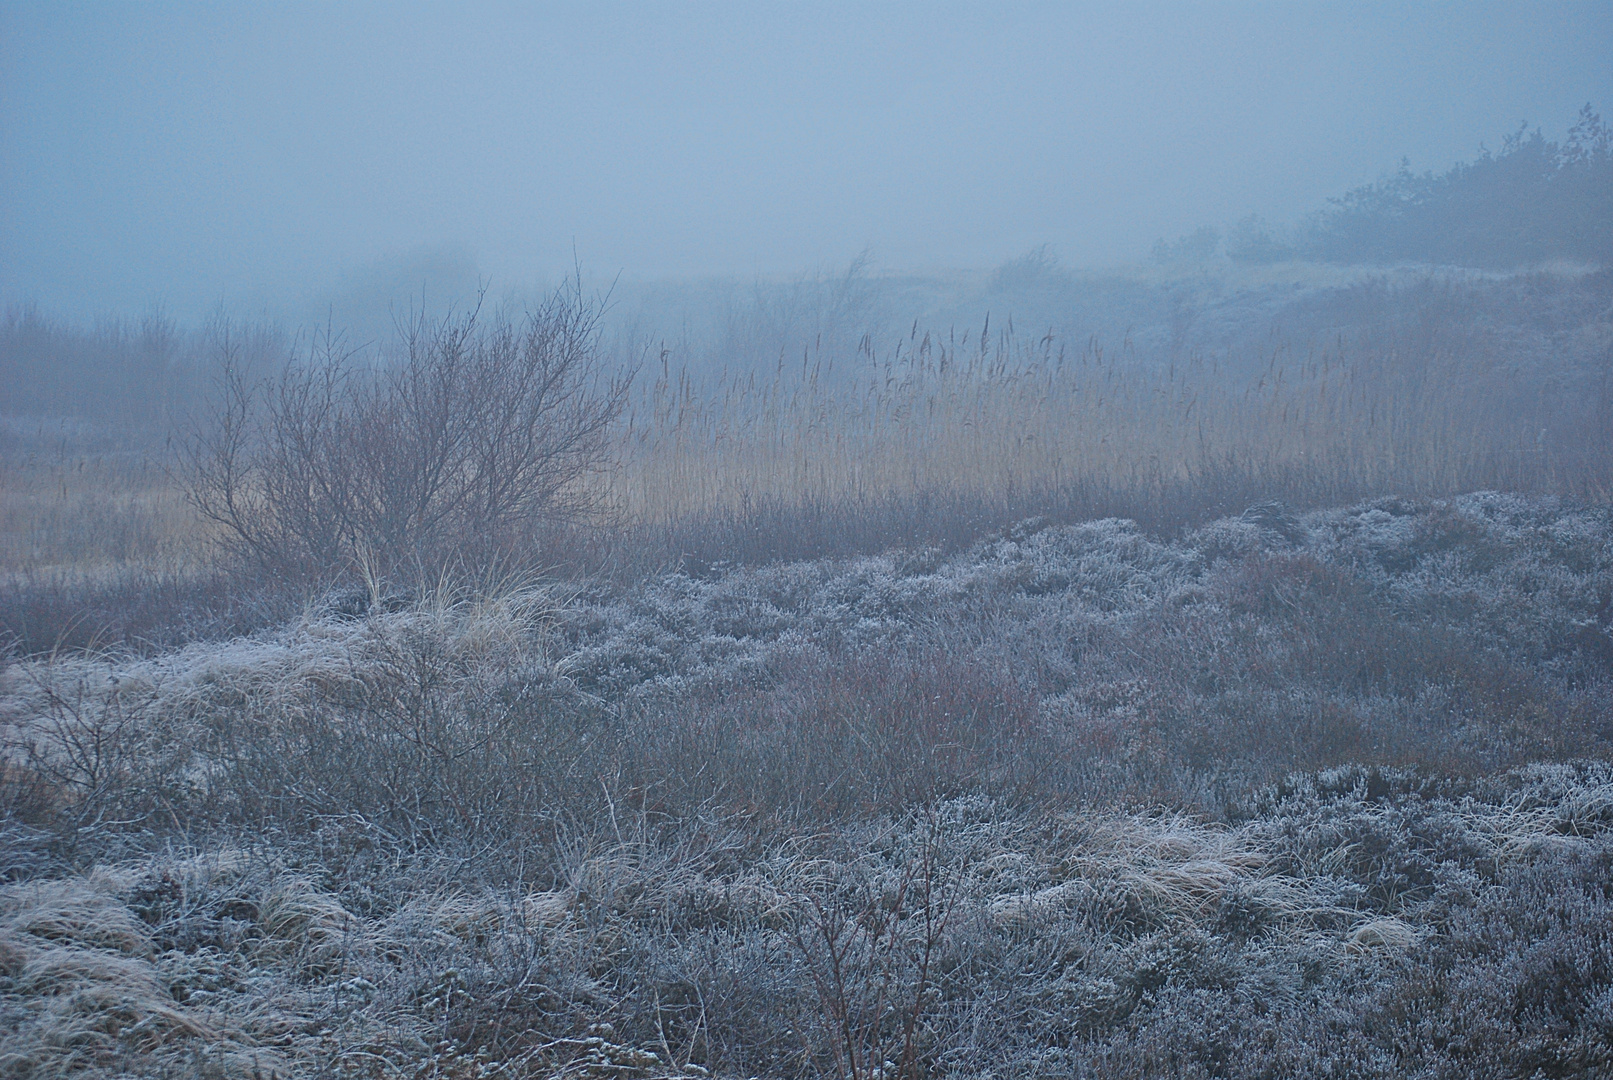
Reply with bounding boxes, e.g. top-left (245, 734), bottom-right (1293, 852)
top-left (0, 871), bottom-right (287, 1079)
